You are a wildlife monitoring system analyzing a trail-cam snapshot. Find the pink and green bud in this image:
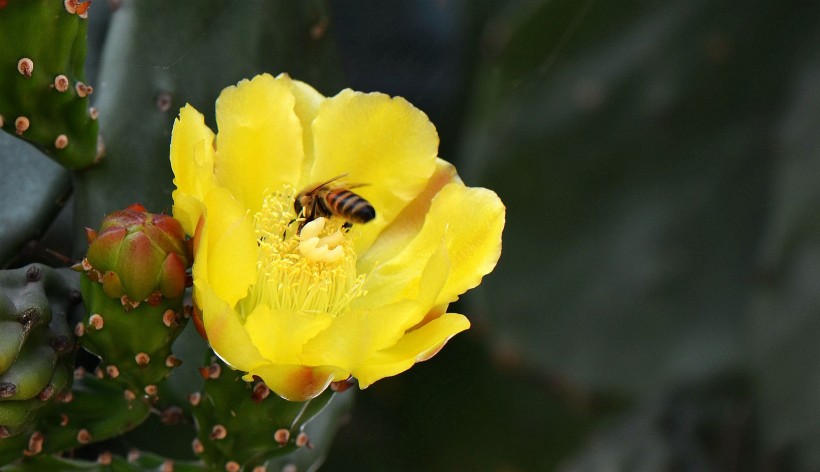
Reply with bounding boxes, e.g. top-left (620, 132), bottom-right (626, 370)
top-left (80, 203), bottom-right (190, 305)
